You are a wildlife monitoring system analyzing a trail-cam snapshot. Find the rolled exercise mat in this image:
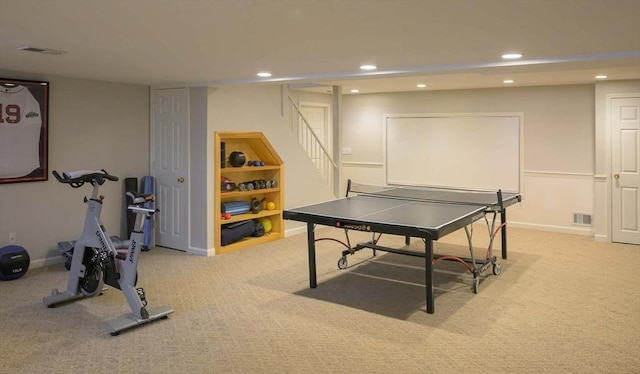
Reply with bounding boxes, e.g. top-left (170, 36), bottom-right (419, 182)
top-left (124, 177), bottom-right (138, 238)
top-left (140, 175), bottom-right (155, 251)
top-left (221, 220), bottom-right (255, 246)
top-left (221, 201), bottom-right (250, 215)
